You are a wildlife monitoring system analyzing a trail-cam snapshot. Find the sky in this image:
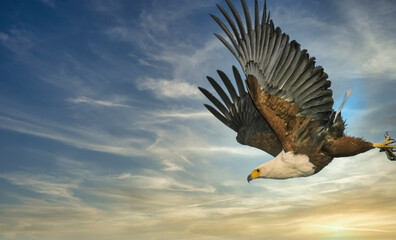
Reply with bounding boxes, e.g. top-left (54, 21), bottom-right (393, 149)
top-left (0, 0), bottom-right (396, 239)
